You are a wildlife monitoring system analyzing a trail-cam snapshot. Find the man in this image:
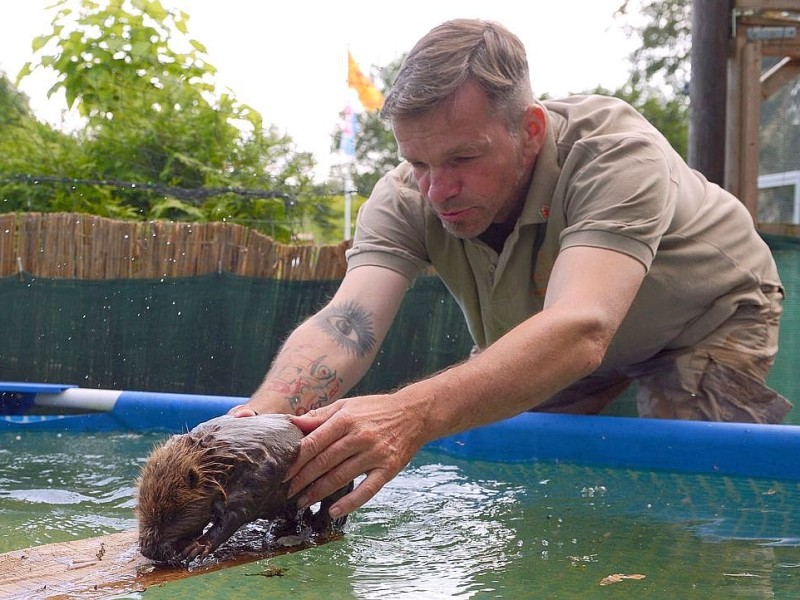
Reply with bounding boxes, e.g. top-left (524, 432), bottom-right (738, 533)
top-left (230, 19), bottom-right (790, 520)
